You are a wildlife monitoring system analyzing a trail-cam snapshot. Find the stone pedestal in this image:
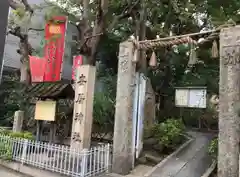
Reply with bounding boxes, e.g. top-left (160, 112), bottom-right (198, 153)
top-left (218, 26), bottom-right (240, 177)
top-left (70, 65), bottom-right (96, 150)
top-left (112, 41), bottom-right (136, 175)
top-left (12, 111), bottom-right (24, 132)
